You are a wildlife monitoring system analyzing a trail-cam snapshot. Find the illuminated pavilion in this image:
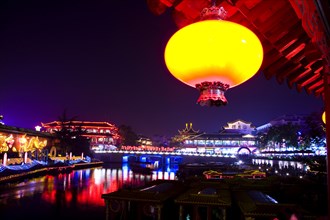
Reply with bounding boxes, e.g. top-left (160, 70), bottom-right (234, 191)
top-left (175, 121), bottom-right (257, 155)
top-left (41, 121), bottom-right (120, 151)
